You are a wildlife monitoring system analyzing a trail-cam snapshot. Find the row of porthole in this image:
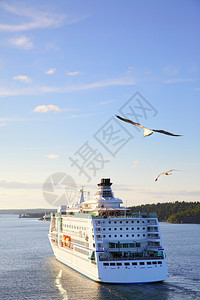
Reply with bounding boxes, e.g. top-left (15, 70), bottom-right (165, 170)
top-left (103, 234), bottom-right (146, 238)
top-left (103, 261), bottom-right (162, 267)
top-left (106, 220), bottom-right (144, 224)
top-left (103, 227), bottom-right (146, 231)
